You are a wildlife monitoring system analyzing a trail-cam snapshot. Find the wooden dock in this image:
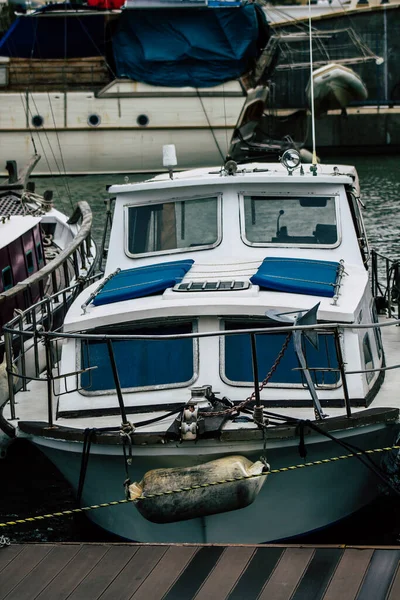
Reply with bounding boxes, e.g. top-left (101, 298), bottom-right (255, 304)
top-left (1, 542), bottom-right (400, 599)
